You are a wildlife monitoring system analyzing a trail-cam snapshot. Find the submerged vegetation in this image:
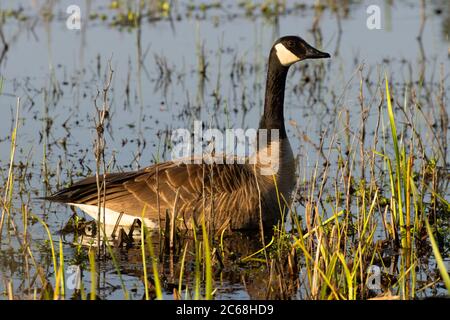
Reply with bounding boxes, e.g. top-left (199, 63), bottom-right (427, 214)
top-left (0, 0), bottom-right (449, 300)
